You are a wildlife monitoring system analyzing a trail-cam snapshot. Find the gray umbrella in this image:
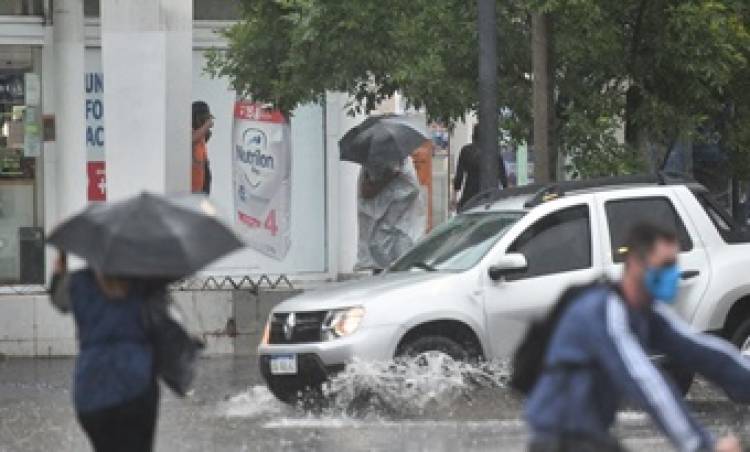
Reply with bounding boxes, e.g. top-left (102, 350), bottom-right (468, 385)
top-left (339, 114), bottom-right (429, 165)
top-left (48, 192), bottom-right (243, 278)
